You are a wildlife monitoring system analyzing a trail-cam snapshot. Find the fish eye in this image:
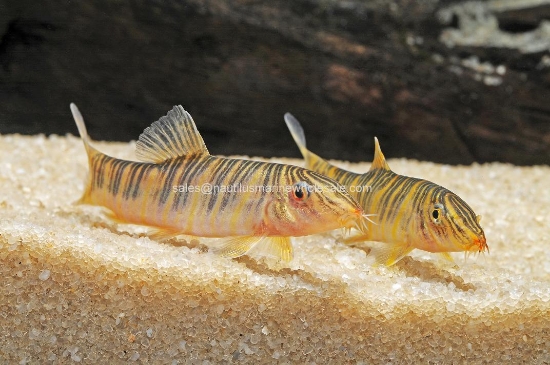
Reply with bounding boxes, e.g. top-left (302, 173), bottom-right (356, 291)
top-left (431, 203), bottom-right (445, 224)
top-left (292, 181), bottom-right (311, 201)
